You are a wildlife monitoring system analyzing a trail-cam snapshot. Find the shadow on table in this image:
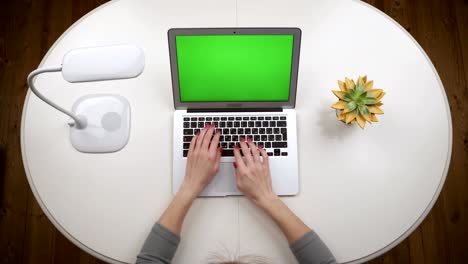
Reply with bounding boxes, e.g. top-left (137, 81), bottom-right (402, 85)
top-left (316, 106), bottom-right (355, 141)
